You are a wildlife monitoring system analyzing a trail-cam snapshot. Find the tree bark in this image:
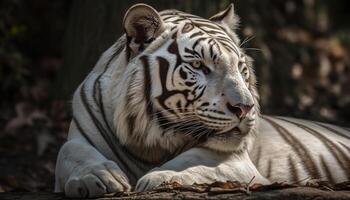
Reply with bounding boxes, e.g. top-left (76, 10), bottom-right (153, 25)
top-left (55, 0), bottom-right (128, 98)
top-left (1, 187), bottom-right (350, 200)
